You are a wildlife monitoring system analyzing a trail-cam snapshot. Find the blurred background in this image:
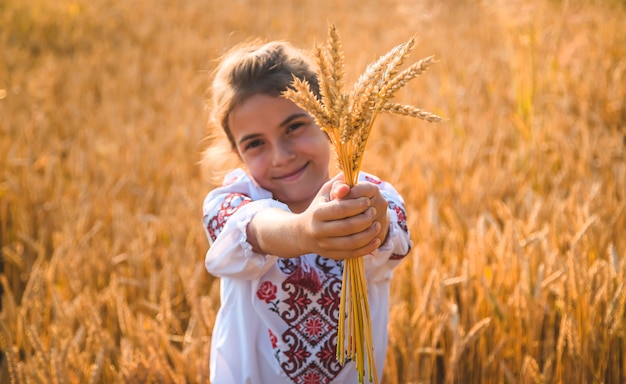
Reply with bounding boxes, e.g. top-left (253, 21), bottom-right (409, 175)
top-left (1, 0), bottom-right (625, 382)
